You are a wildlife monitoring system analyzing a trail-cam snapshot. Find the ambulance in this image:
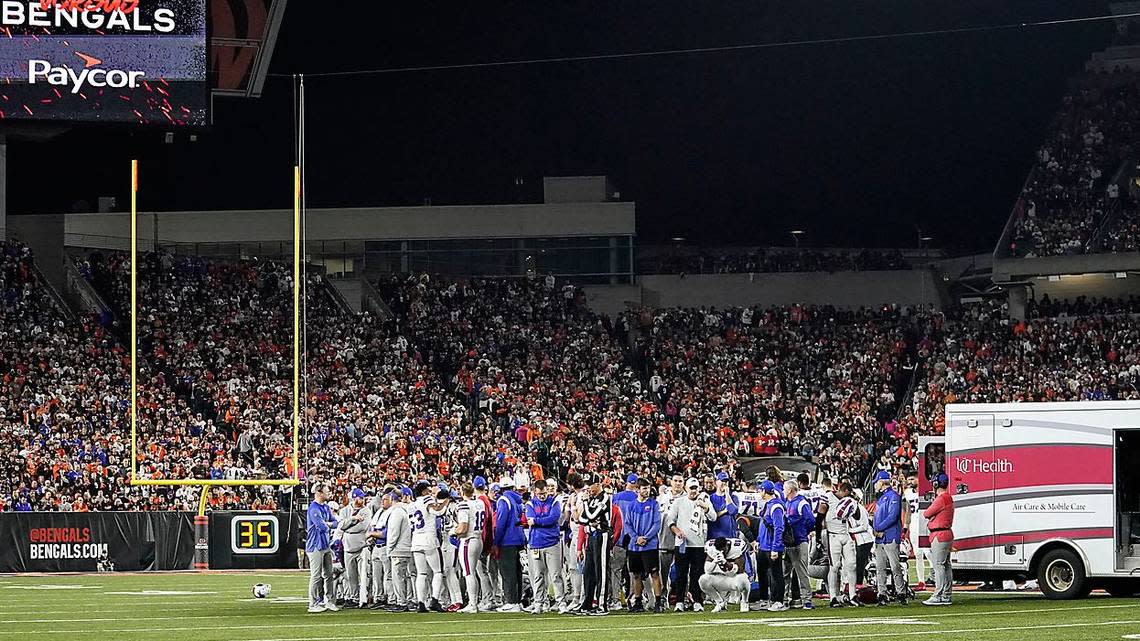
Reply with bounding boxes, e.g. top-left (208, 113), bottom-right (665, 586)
top-left (915, 401), bottom-right (1140, 599)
